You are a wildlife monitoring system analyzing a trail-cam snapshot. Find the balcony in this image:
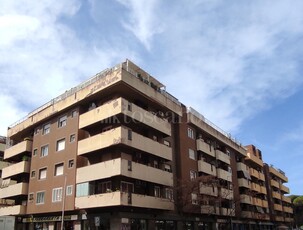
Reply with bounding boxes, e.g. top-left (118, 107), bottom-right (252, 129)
top-left (221, 207), bottom-right (235, 216)
top-left (237, 162), bottom-right (249, 173)
top-left (217, 169), bottom-right (232, 182)
top-left (0, 182), bottom-right (28, 199)
top-left (238, 178), bottom-right (250, 189)
top-left (270, 179), bottom-right (279, 189)
top-left (200, 184), bottom-right (218, 197)
top-left (216, 150), bottom-right (230, 164)
top-left (246, 152), bottom-right (263, 167)
top-left (240, 194), bottom-right (252, 204)
top-left (259, 173), bottom-right (265, 181)
top-left (251, 182), bottom-right (261, 193)
top-left (249, 168), bottom-right (259, 179)
top-left (75, 191), bottom-right (174, 210)
top-left (274, 204), bottom-right (283, 211)
top-left (220, 188), bottom-right (233, 200)
top-left (262, 200), bottom-right (269, 208)
top-left (1, 161), bottom-right (30, 179)
top-left (260, 186), bottom-right (267, 194)
top-left (4, 140), bottom-right (32, 160)
top-left (285, 217), bottom-right (293, 223)
top-left (283, 206), bottom-right (293, 214)
top-left (0, 205), bottom-right (26, 216)
top-left (201, 205), bottom-right (219, 214)
top-left (280, 184), bottom-right (290, 194)
top-left (269, 167), bottom-right (288, 183)
top-left (272, 191), bottom-right (281, 200)
top-left (196, 139), bottom-right (215, 157)
top-left (197, 161), bottom-right (216, 176)
top-left (241, 211), bottom-right (253, 218)
top-left (78, 126), bottom-right (172, 160)
top-left (275, 216), bottom-right (284, 222)
top-left (79, 98), bottom-right (171, 136)
top-left (77, 158), bottom-right (173, 186)
top-left (282, 196), bottom-right (291, 204)
top-left (0, 161), bottom-right (11, 170)
top-left (253, 197), bottom-right (262, 207)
